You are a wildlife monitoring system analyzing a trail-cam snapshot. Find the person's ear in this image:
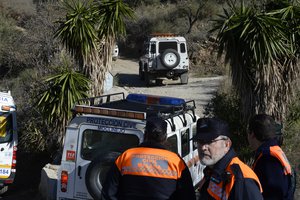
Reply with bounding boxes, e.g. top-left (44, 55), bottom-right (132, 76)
top-left (225, 139), bottom-right (232, 149)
